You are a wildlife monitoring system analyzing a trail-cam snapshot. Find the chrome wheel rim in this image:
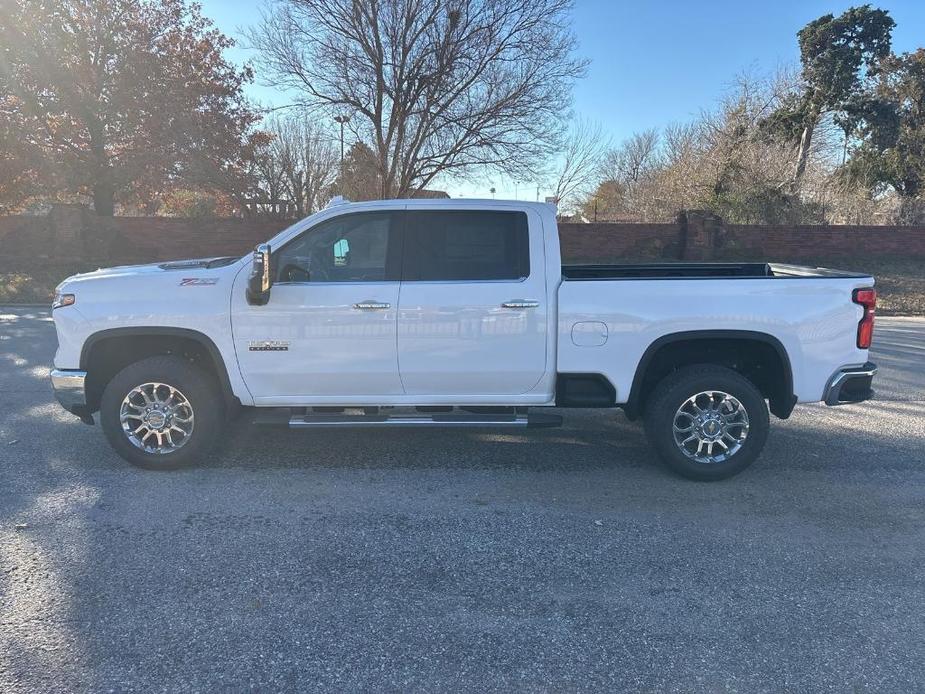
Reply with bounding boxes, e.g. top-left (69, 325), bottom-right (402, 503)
top-left (120, 382), bottom-right (195, 454)
top-left (672, 390), bottom-right (749, 464)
